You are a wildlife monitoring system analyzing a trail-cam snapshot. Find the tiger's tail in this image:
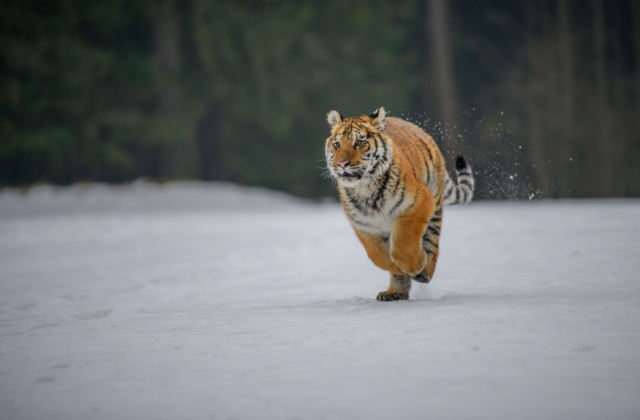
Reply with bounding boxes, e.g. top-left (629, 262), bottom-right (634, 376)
top-left (443, 155), bottom-right (474, 205)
